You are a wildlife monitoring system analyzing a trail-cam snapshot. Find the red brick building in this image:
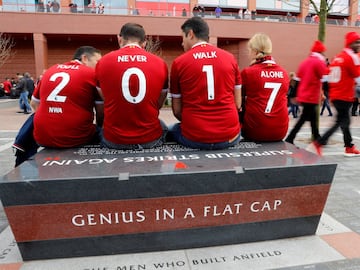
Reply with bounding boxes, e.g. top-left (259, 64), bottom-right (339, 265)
top-left (0, 0), bottom-right (359, 79)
